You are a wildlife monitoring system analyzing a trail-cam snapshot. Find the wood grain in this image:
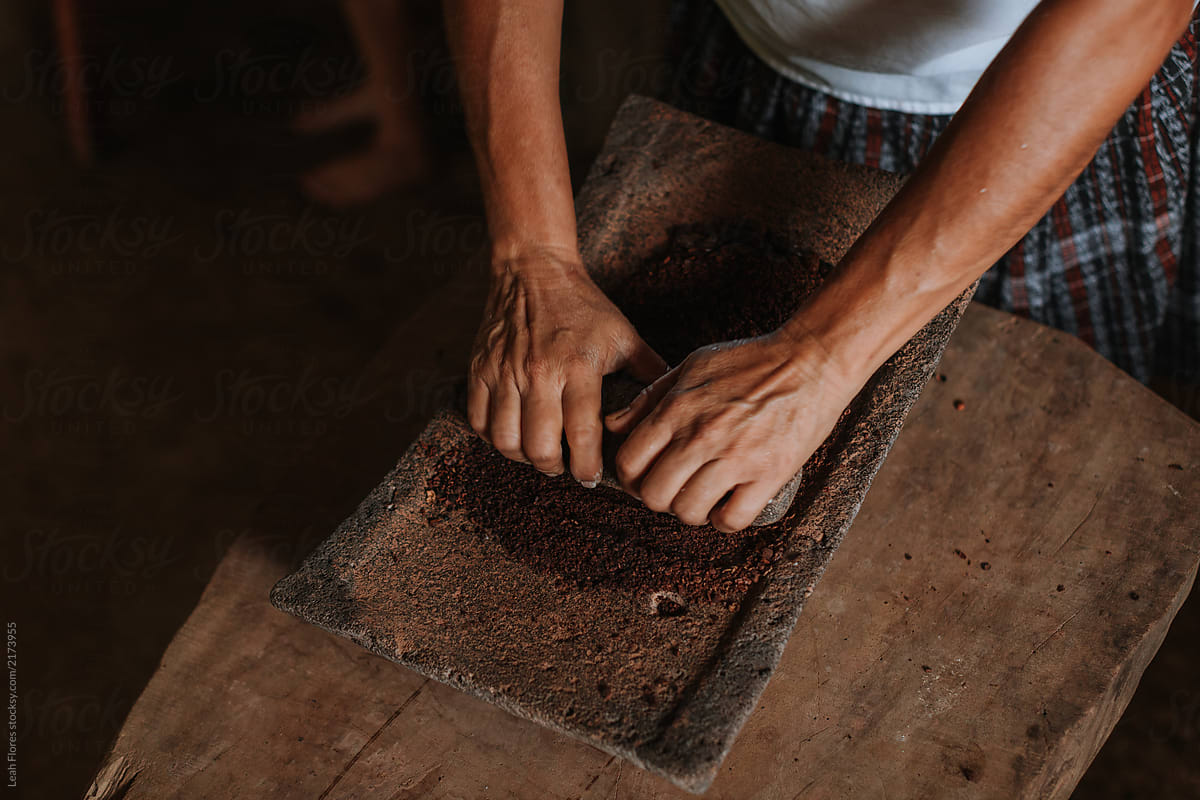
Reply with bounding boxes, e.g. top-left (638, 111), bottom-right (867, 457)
top-left (86, 296), bottom-right (1200, 799)
top-left (268, 96), bottom-right (973, 793)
